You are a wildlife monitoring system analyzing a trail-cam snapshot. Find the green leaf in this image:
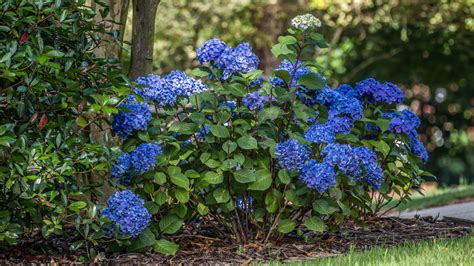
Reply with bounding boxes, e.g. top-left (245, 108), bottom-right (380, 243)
top-left (144, 201), bottom-right (160, 215)
top-left (304, 216), bottom-right (326, 233)
top-left (225, 83), bottom-right (246, 97)
top-left (371, 140), bottom-right (391, 157)
top-left (159, 215), bottom-right (183, 234)
top-left (258, 106), bottom-right (281, 122)
top-left (154, 172), bottom-right (167, 185)
top-left (0, 136), bottom-right (15, 147)
top-left (233, 169), bottom-right (257, 183)
top-left (278, 35), bottom-right (298, 45)
top-left (265, 190), bottom-right (280, 213)
top-left (271, 43), bottom-right (294, 58)
top-left (128, 228), bottom-right (156, 252)
top-left (237, 135), bottom-right (258, 150)
top-left (200, 152), bottom-right (211, 163)
top-left (205, 159), bottom-right (221, 169)
top-left (376, 118), bottom-right (390, 132)
top-left (277, 219), bottom-right (296, 234)
top-left (154, 239), bottom-right (179, 256)
top-left (174, 188), bottom-right (190, 203)
top-left (313, 199), bottom-right (339, 215)
top-left (169, 122), bottom-right (199, 135)
top-left (202, 171), bottom-right (223, 184)
top-left (191, 67), bottom-right (210, 77)
top-left (170, 173), bottom-right (189, 189)
top-left (210, 125), bottom-right (230, 138)
top-left (248, 169), bottom-right (272, 191)
top-left (69, 201), bottom-right (87, 212)
top-left (45, 50), bottom-right (65, 58)
top-left (76, 116), bottom-right (88, 127)
top-left (197, 203), bottom-right (209, 216)
top-left (222, 141), bottom-right (237, 154)
top-left (278, 169), bottom-right (291, 185)
top-left (213, 188), bottom-right (230, 203)
top-left (298, 73), bottom-right (325, 90)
